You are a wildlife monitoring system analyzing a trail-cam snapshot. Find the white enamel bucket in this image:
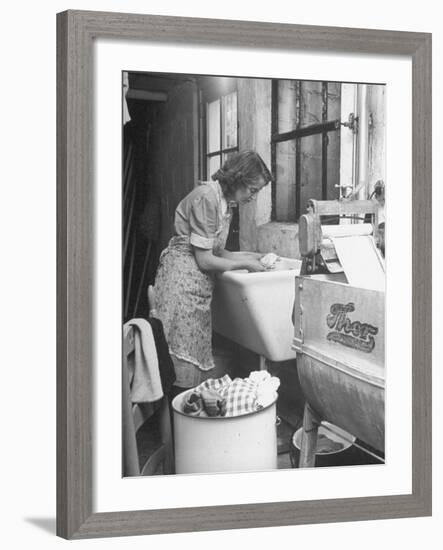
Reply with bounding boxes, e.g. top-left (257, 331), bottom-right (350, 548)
top-left (172, 389), bottom-right (278, 474)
